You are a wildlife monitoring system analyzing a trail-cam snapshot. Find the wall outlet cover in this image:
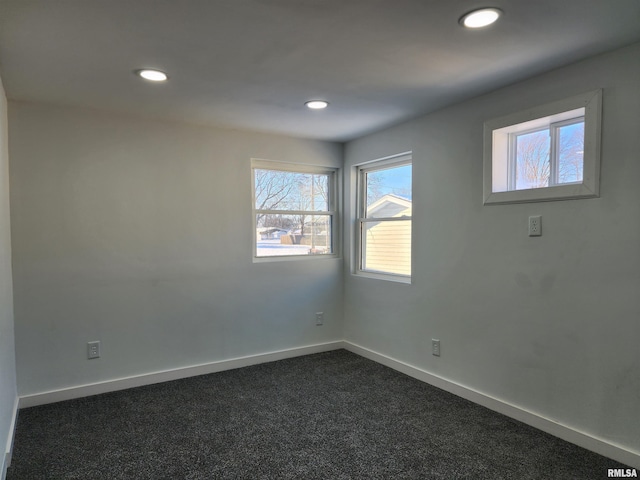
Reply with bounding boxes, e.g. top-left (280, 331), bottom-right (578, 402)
top-left (87, 341), bottom-right (101, 359)
top-left (528, 215), bottom-right (542, 236)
